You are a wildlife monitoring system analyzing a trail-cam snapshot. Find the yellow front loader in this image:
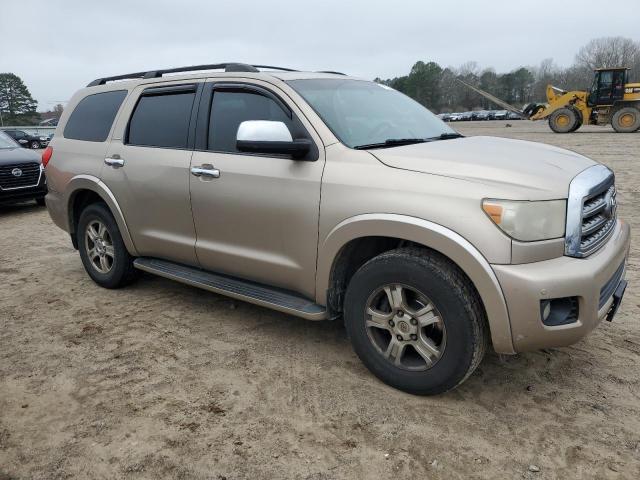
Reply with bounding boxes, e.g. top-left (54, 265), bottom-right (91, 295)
top-left (459, 68), bottom-right (640, 133)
